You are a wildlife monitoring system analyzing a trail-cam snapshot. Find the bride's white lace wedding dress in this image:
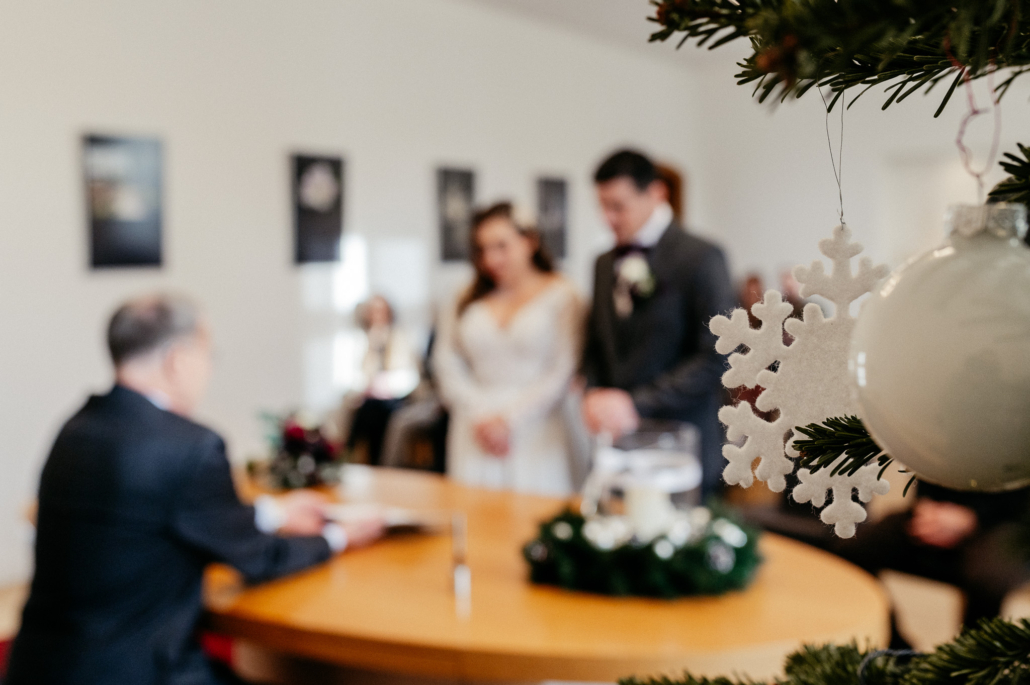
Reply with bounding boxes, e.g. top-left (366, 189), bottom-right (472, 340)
top-left (435, 280), bottom-right (581, 496)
